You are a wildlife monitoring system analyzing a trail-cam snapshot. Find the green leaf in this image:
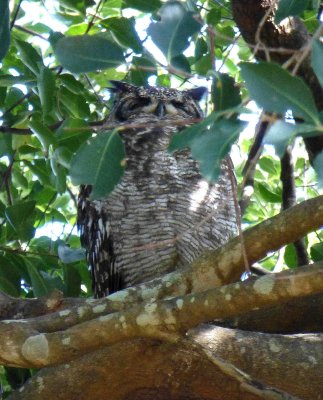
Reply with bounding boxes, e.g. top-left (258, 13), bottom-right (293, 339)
top-left (15, 40), bottom-right (43, 75)
top-left (284, 244), bottom-right (297, 268)
top-left (48, 30), bottom-right (65, 48)
top-left (310, 242), bottom-right (323, 262)
top-left (5, 201), bottom-right (36, 241)
top-left (29, 119), bottom-right (56, 151)
top-left (206, 8), bottom-right (221, 25)
top-left (0, 86), bottom-right (6, 107)
top-left (122, 0), bottom-right (161, 12)
top-left (4, 87), bottom-right (25, 110)
top-left (194, 54), bottom-right (212, 75)
top-left (59, 73), bottom-right (85, 94)
top-left (169, 113), bottom-right (242, 182)
top-left (50, 159), bottom-right (67, 193)
top-left (257, 183), bottom-right (281, 203)
top-left (12, 168), bottom-right (29, 190)
top-left (240, 62), bottom-right (320, 124)
top-left (156, 74), bottom-right (171, 87)
top-left (0, 255), bottom-right (21, 296)
top-left (265, 120), bottom-right (321, 157)
top-left (211, 72), bottom-right (241, 111)
top-left (63, 263), bottom-right (82, 297)
top-left (0, 135), bottom-right (13, 158)
top-left (0, 1), bottom-right (10, 61)
top-left (54, 34), bottom-right (125, 73)
top-left (58, 0), bottom-right (94, 14)
top-left (37, 66), bottom-right (56, 116)
top-left (24, 258), bottom-right (50, 297)
top-left (58, 86), bottom-right (90, 118)
top-left (0, 74), bottom-right (36, 87)
top-left (170, 54), bottom-right (191, 73)
top-left (189, 119), bottom-right (246, 182)
top-left (194, 37), bottom-right (208, 60)
top-left (275, 0), bottom-right (308, 23)
top-left (25, 159), bottom-right (53, 188)
top-left (264, 121), bottom-right (296, 157)
top-left (53, 146), bottom-right (73, 169)
top-left (70, 130), bottom-right (126, 199)
top-left (101, 17), bottom-right (142, 53)
top-left (148, 1), bottom-right (201, 60)
top-left (216, 25), bottom-right (235, 47)
top-left (169, 113), bottom-right (216, 152)
top-left (258, 156), bottom-right (278, 175)
top-left (58, 243), bottom-right (85, 263)
top-left (55, 118), bottom-right (91, 152)
top-left (313, 150), bottom-right (323, 188)
top-left (128, 56), bottom-right (157, 86)
top-left (311, 40), bottom-right (323, 88)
